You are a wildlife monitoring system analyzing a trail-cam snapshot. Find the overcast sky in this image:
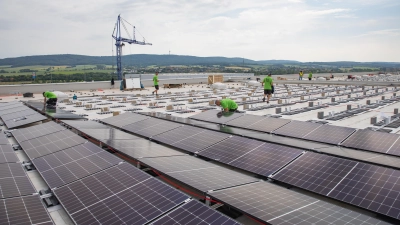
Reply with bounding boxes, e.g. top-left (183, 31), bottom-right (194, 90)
top-left (1, 0), bottom-right (399, 62)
